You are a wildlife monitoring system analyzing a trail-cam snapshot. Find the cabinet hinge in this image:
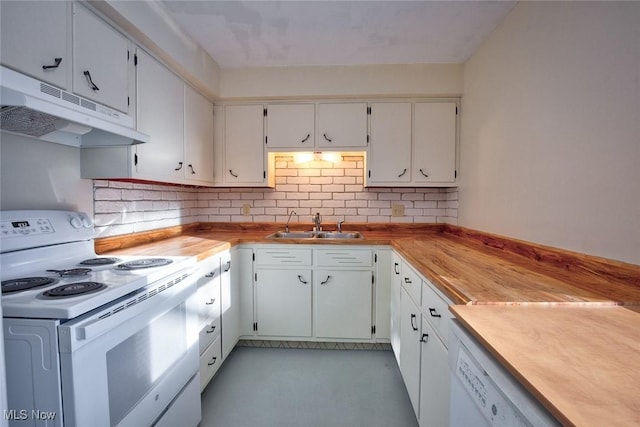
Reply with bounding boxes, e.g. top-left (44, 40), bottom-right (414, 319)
top-left (455, 170), bottom-right (457, 179)
top-left (127, 97), bottom-right (130, 107)
top-left (367, 106), bottom-right (371, 115)
top-left (255, 272), bottom-right (257, 281)
top-left (134, 153), bottom-right (138, 166)
top-left (263, 108), bottom-right (267, 117)
top-left (456, 106), bottom-right (458, 115)
top-left (372, 274), bottom-right (375, 284)
top-left (134, 54), bottom-right (138, 66)
top-left (371, 325), bottom-right (376, 334)
top-left (368, 170), bottom-right (371, 178)
top-left (367, 134), bottom-right (370, 144)
top-left (253, 322), bottom-right (258, 332)
top-left (374, 253), bottom-right (377, 263)
top-left (263, 171), bottom-right (266, 179)
top-left (127, 50), bottom-right (130, 61)
top-left (265, 136), bottom-right (268, 145)
top-left (252, 253), bottom-right (255, 262)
